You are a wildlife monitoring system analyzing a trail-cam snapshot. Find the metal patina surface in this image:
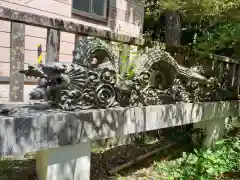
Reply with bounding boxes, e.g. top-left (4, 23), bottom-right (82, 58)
top-left (18, 38), bottom-right (237, 111)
